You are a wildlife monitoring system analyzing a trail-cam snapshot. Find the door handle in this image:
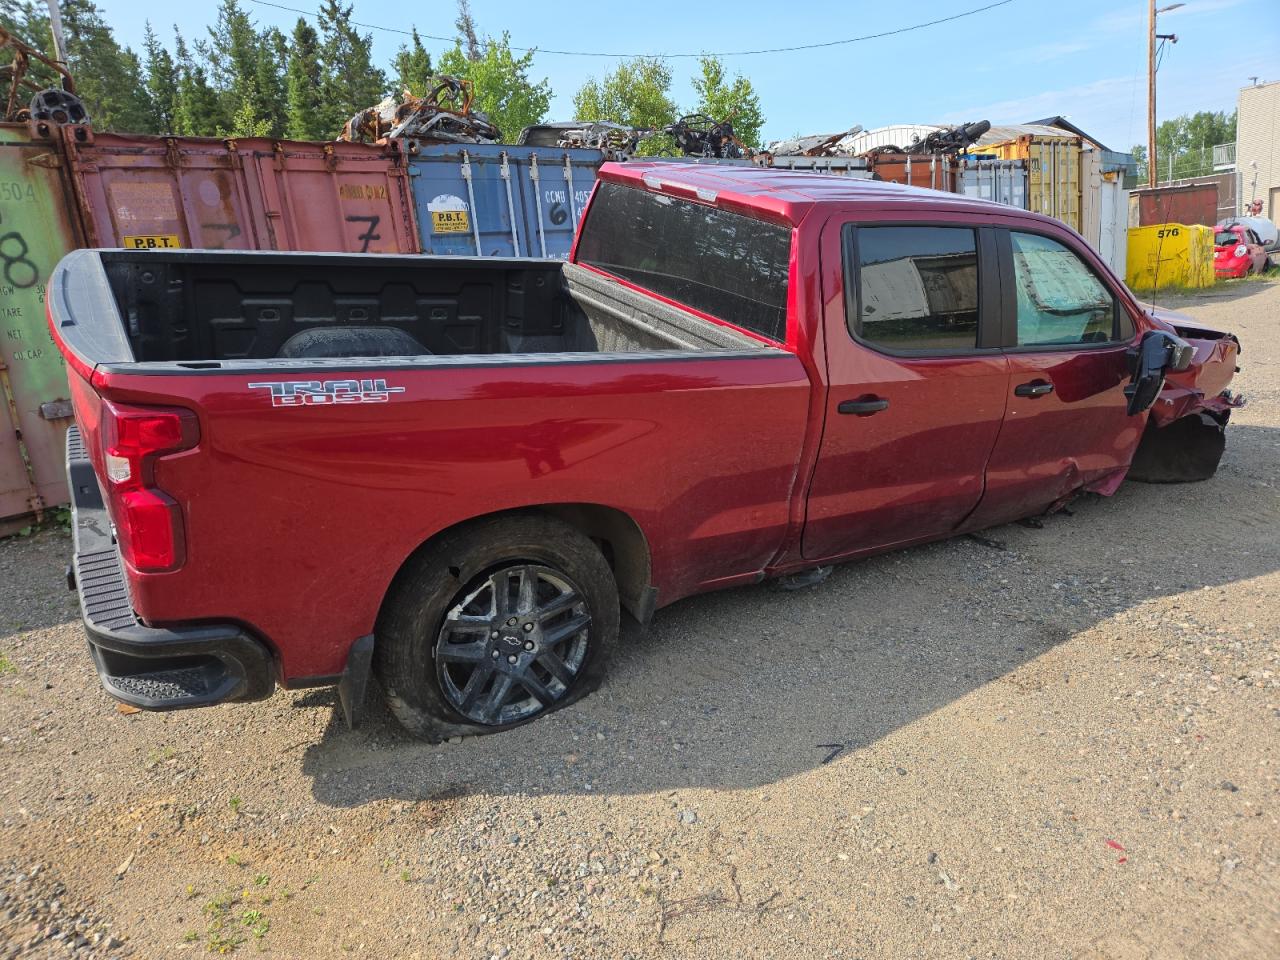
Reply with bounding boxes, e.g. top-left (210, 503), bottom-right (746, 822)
top-left (838, 396), bottom-right (889, 415)
top-left (1013, 381), bottom-right (1054, 398)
